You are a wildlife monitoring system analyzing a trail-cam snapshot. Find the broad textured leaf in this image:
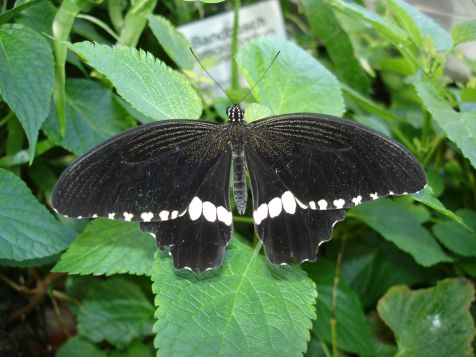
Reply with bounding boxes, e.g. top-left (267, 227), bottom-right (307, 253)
top-left (152, 238), bottom-right (316, 357)
top-left (0, 24), bottom-right (54, 158)
top-left (387, 0), bottom-right (452, 51)
top-left (412, 185), bottom-right (467, 226)
top-left (0, 168), bottom-right (75, 261)
top-left (349, 199), bottom-right (452, 266)
top-left (56, 336), bottom-right (106, 357)
top-left (43, 79), bottom-right (135, 155)
top-left (452, 20), bottom-right (476, 46)
top-left (414, 78), bottom-right (476, 169)
top-left (300, 0), bottom-right (369, 94)
top-left (15, 0), bottom-right (56, 35)
top-left (77, 279), bottom-right (154, 348)
top-left (53, 220), bottom-right (156, 276)
top-left (68, 41), bottom-right (202, 120)
top-left (148, 14), bottom-right (194, 69)
top-left (306, 259), bottom-right (375, 355)
top-left (332, 2), bottom-right (410, 48)
top-left (236, 36), bottom-right (344, 116)
top-left (244, 103), bottom-right (272, 122)
top-left (377, 279), bottom-right (475, 357)
top-left (433, 209), bottom-right (476, 257)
